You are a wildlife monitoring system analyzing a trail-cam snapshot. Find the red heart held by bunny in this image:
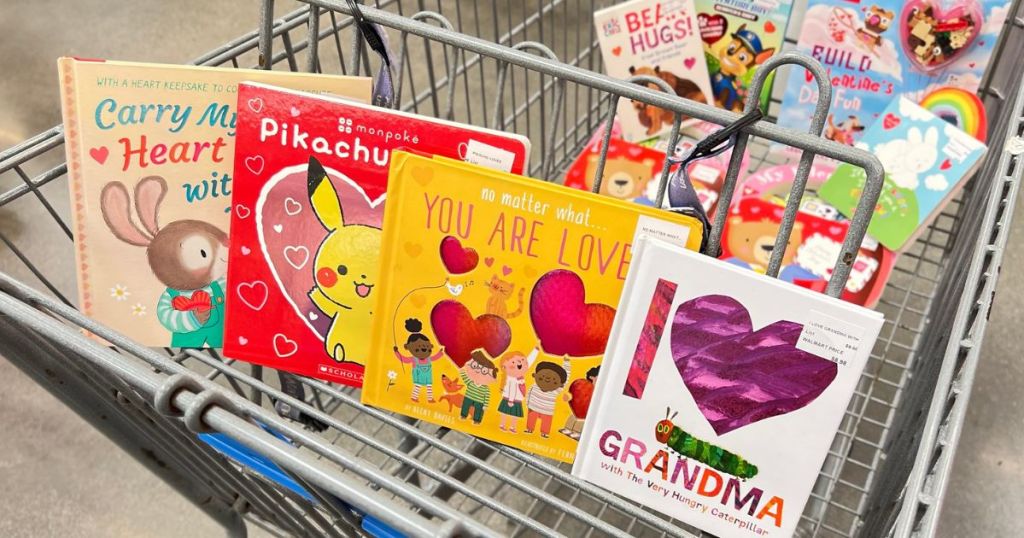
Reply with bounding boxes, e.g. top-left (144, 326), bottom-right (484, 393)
top-left (529, 269), bottom-right (616, 357)
top-left (430, 300), bottom-right (511, 367)
top-left (439, 236), bottom-right (479, 274)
